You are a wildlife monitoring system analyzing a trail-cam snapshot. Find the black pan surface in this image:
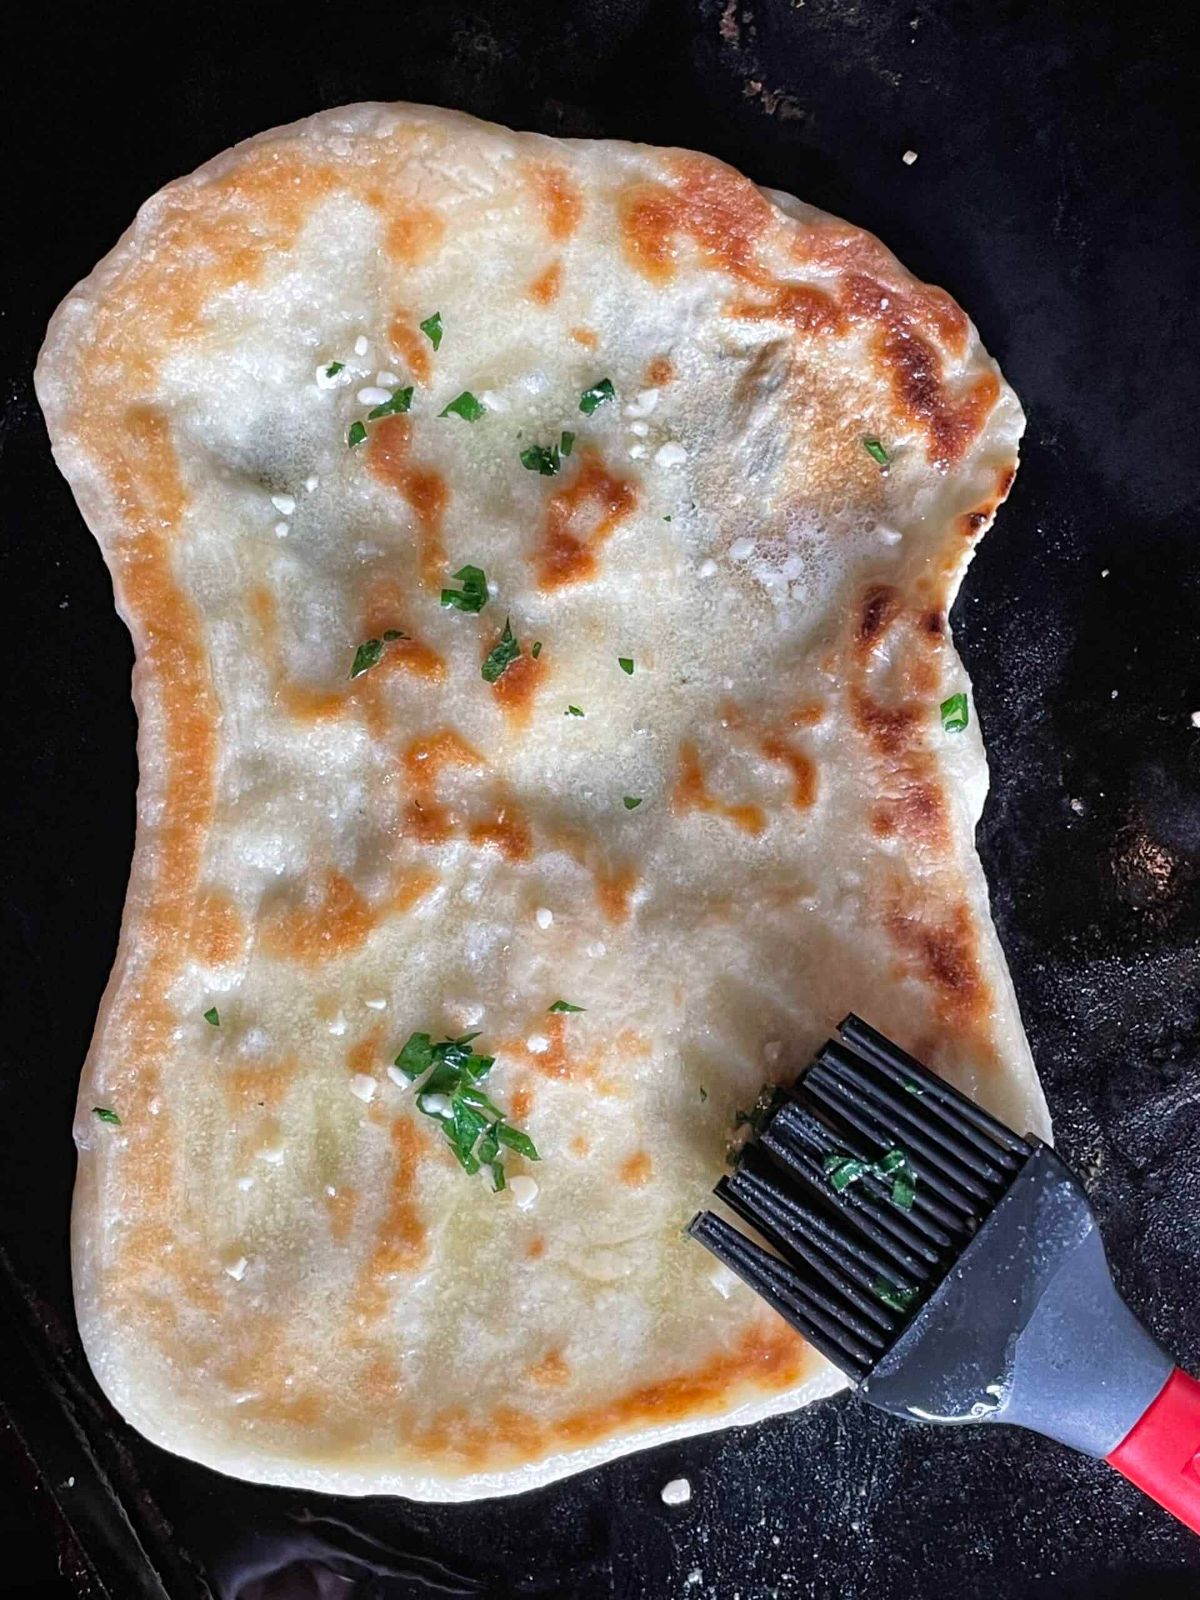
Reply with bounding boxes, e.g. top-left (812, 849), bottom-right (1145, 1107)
top-left (2, 2), bottom-right (1198, 1596)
